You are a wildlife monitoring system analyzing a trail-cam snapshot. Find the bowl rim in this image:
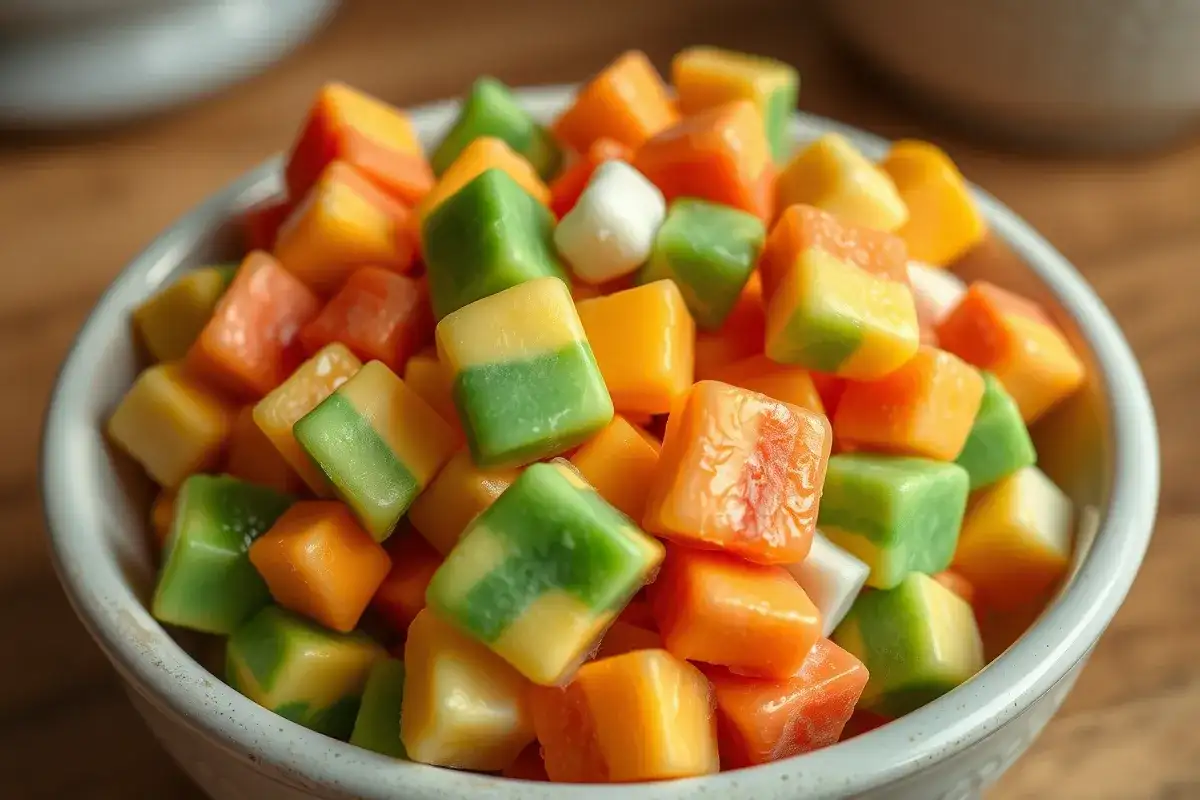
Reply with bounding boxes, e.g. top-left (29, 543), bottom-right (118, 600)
top-left (40, 84), bottom-right (1160, 799)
